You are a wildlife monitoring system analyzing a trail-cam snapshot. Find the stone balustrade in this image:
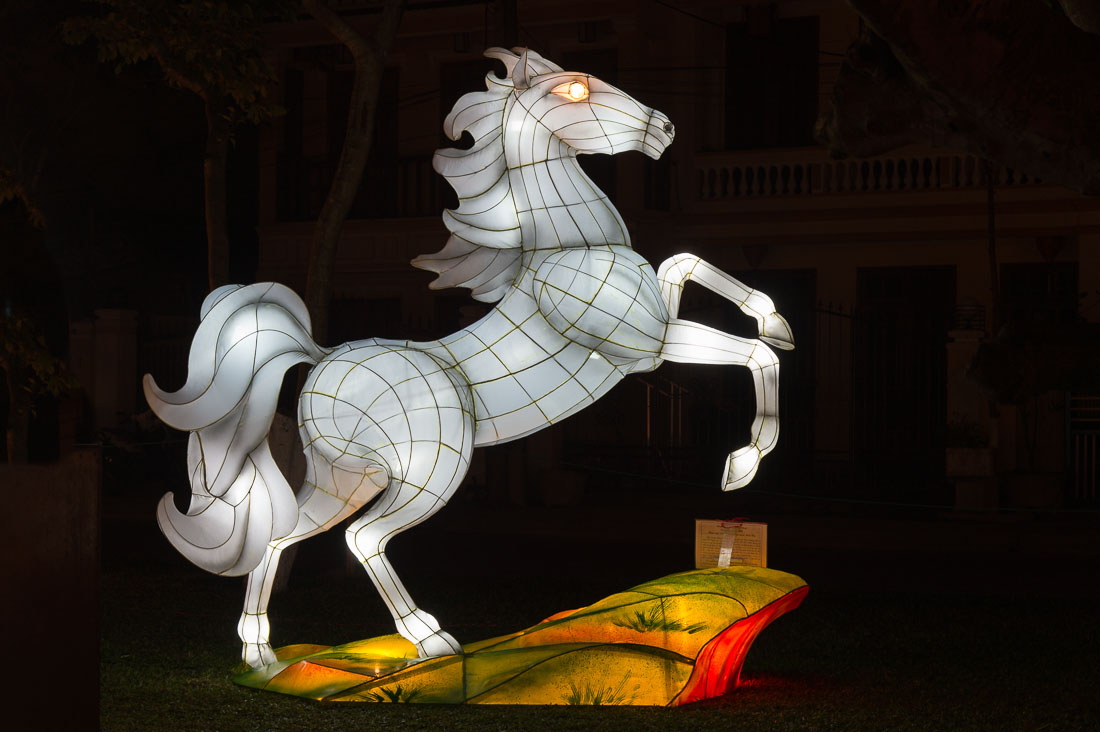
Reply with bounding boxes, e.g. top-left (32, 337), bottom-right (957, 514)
top-left (696, 145), bottom-right (1043, 200)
